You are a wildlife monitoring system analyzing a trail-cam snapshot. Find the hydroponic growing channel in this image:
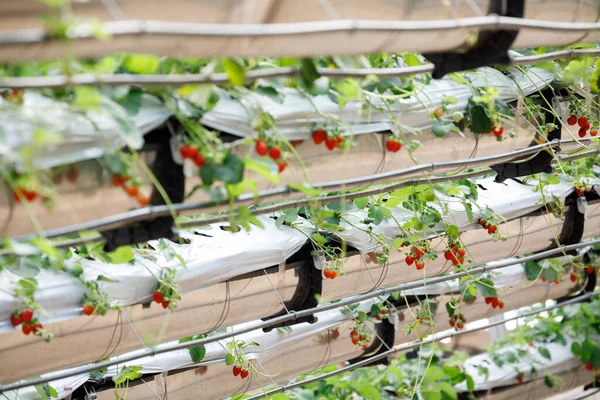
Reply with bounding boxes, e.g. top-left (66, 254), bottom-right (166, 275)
top-left (0, 1), bottom-right (599, 400)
